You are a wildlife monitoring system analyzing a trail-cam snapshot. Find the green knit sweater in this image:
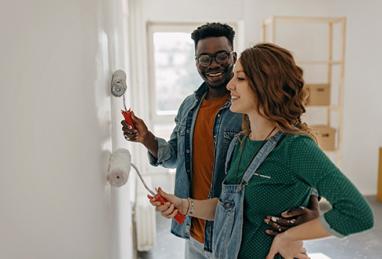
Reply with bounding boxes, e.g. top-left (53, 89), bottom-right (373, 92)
top-left (224, 134), bottom-right (374, 259)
